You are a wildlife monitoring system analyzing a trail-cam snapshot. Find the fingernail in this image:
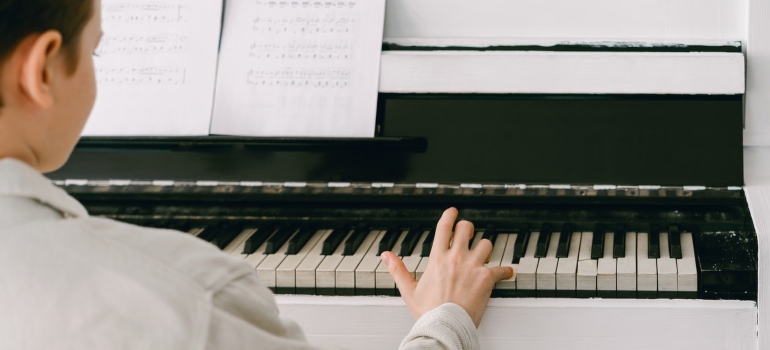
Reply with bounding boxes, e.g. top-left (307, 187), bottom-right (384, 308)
top-left (381, 253), bottom-right (390, 264)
